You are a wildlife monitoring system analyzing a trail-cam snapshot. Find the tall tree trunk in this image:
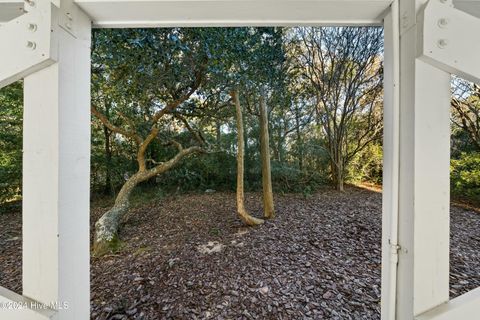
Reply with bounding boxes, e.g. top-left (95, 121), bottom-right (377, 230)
top-left (336, 165), bottom-right (345, 192)
top-left (103, 102), bottom-right (114, 196)
top-left (259, 92), bottom-right (275, 219)
top-left (296, 126), bottom-right (304, 172)
top-left (103, 125), bottom-right (114, 195)
top-left (277, 109), bottom-right (285, 163)
top-left (93, 145), bottom-right (204, 256)
top-left (331, 153), bottom-right (345, 192)
top-left (272, 143), bottom-right (280, 162)
top-left (233, 89), bottom-right (264, 226)
top-left (277, 132), bottom-right (284, 163)
top-left (330, 159), bottom-right (337, 187)
top-left (216, 119), bottom-right (222, 146)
